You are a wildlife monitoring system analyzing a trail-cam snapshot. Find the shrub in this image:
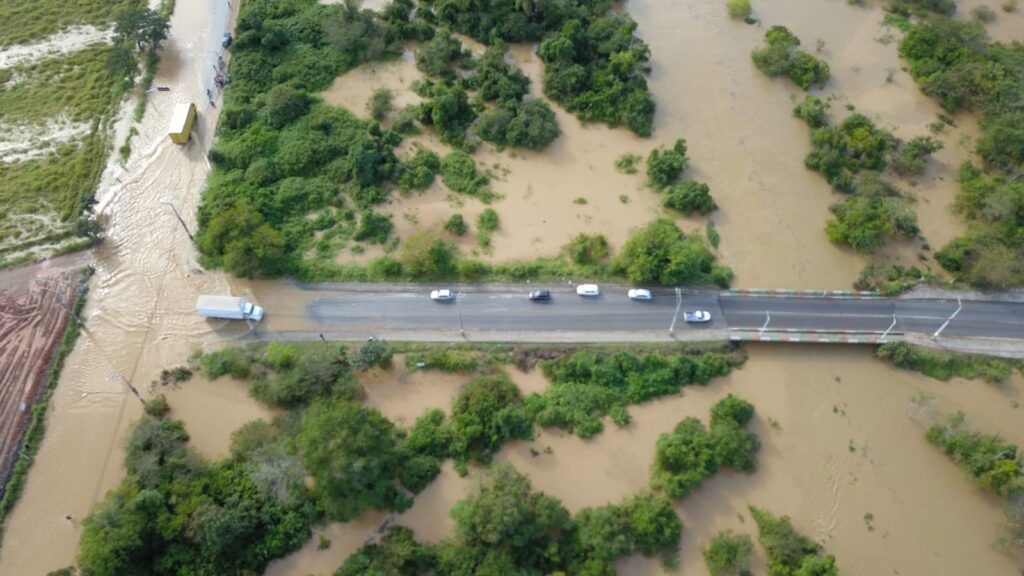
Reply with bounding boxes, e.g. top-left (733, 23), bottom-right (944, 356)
top-left (440, 152), bottom-right (491, 199)
top-left (464, 41), bottom-right (530, 104)
top-left (368, 88), bottom-right (394, 121)
top-left (200, 347), bottom-right (253, 379)
top-left (804, 114), bottom-right (893, 192)
top-left (250, 346), bottom-right (360, 408)
top-left (793, 94), bottom-right (829, 128)
top-left (354, 211), bottom-right (393, 244)
top-left (396, 148), bottom-right (442, 192)
top-left (400, 231), bottom-right (459, 279)
top-left (663, 181), bottom-right (716, 215)
top-left (726, 0), bottom-right (752, 19)
top-left (826, 193), bottom-right (919, 253)
top-left (263, 85), bottom-right (312, 129)
top-left (749, 506), bottom-right (837, 575)
top-left (418, 84), bottom-right (478, 147)
top-left (751, 26), bottom-right (830, 89)
top-left (351, 339), bottom-right (393, 371)
top-left (143, 395), bottom-right (170, 418)
top-left (564, 233), bottom-right (610, 264)
top-left (444, 213), bottom-right (469, 236)
top-left (615, 153), bottom-right (642, 174)
top-left (415, 29), bottom-right (466, 79)
top-left (476, 208), bottom-right (500, 233)
top-left (926, 411), bottom-right (1024, 497)
top-left (877, 342), bottom-right (1018, 383)
top-left (646, 139), bottom-right (689, 189)
top-left (855, 263), bottom-right (932, 294)
top-left (478, 100), bottom-right (560, 150)
top-left (892, 135), bottom-right (943, 176)
top-left (703, 531), bottom-right (753, 576)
